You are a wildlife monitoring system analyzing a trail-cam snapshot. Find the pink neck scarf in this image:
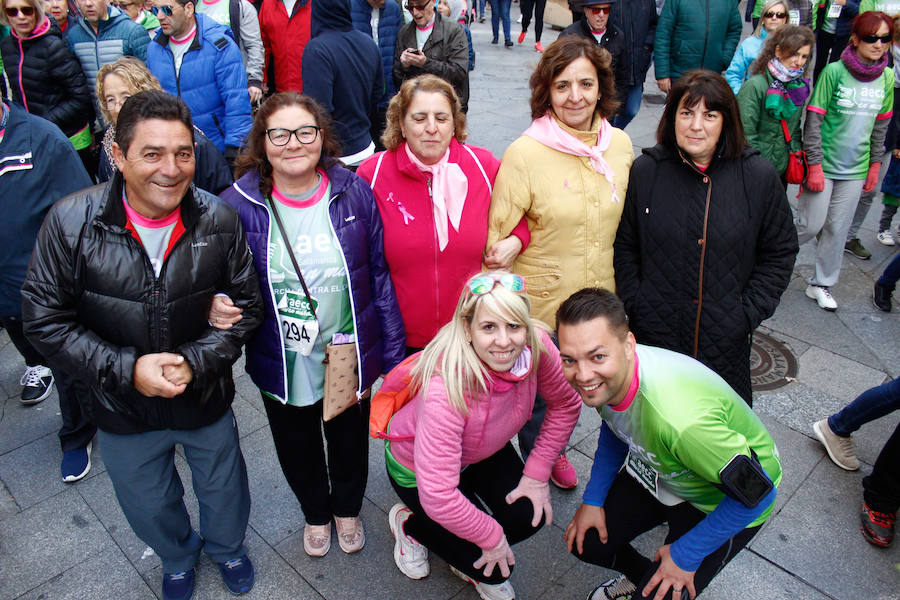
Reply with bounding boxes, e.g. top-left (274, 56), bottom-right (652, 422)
top-left (404, 142), bottom-right (468, 251)
top-left (523, 112), bottom-right (620, 203)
